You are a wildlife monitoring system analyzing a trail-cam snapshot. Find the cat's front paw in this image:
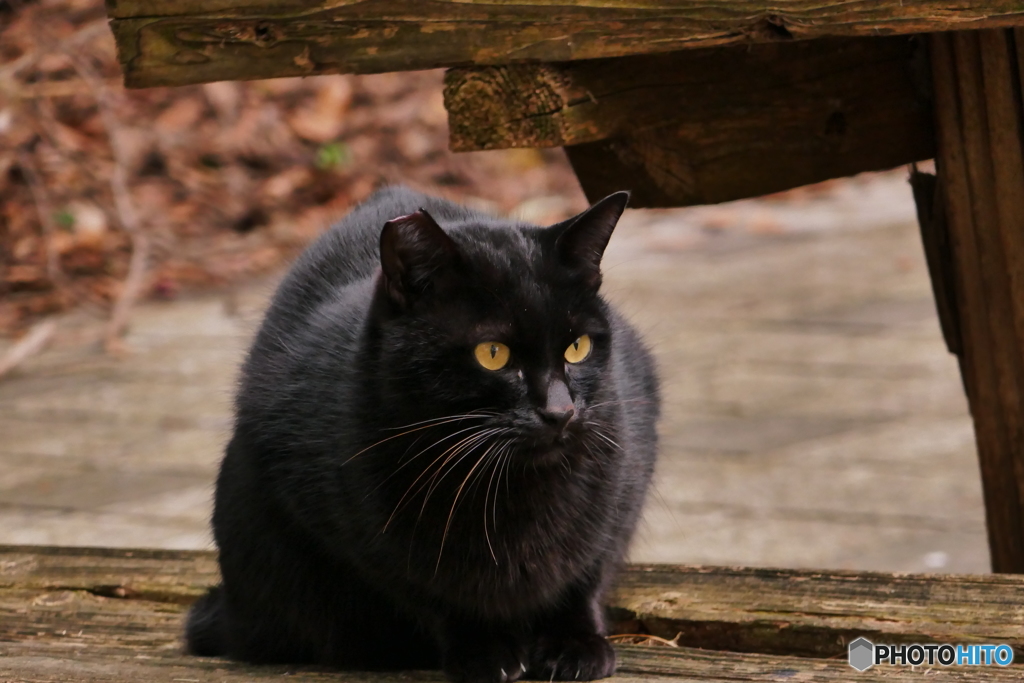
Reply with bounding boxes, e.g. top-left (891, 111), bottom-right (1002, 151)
top-left (442, 635), bottom-right (529, 683)
top-left (530, 633), bottom-right (616, 681)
